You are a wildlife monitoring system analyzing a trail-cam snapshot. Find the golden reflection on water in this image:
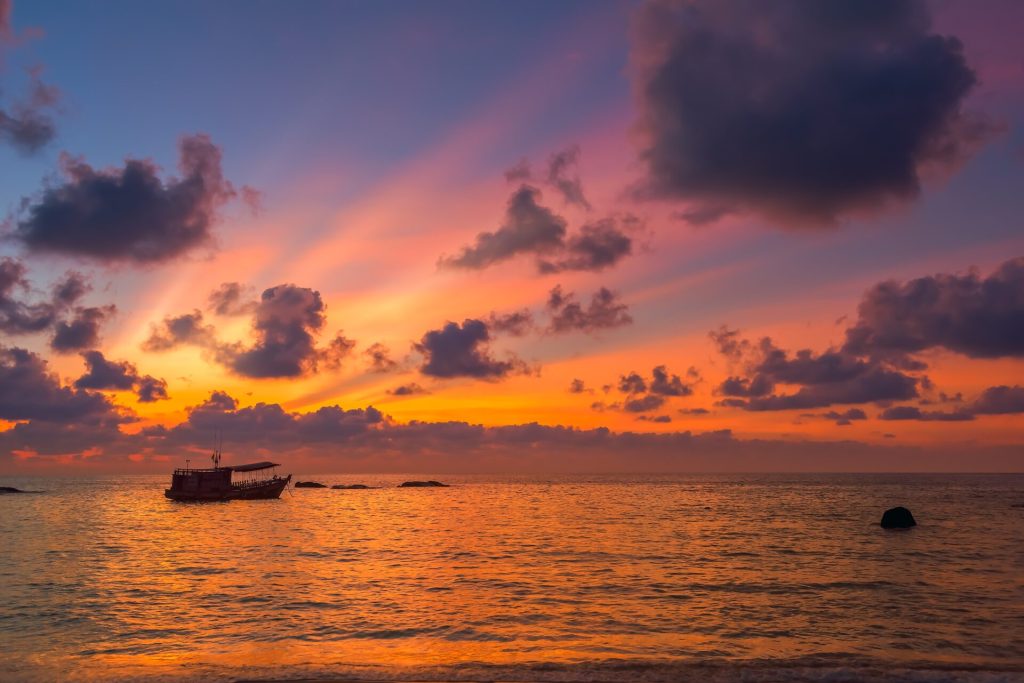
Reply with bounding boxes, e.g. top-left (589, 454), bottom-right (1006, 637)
top-left (1, 473), bottom-right (1022, 681)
